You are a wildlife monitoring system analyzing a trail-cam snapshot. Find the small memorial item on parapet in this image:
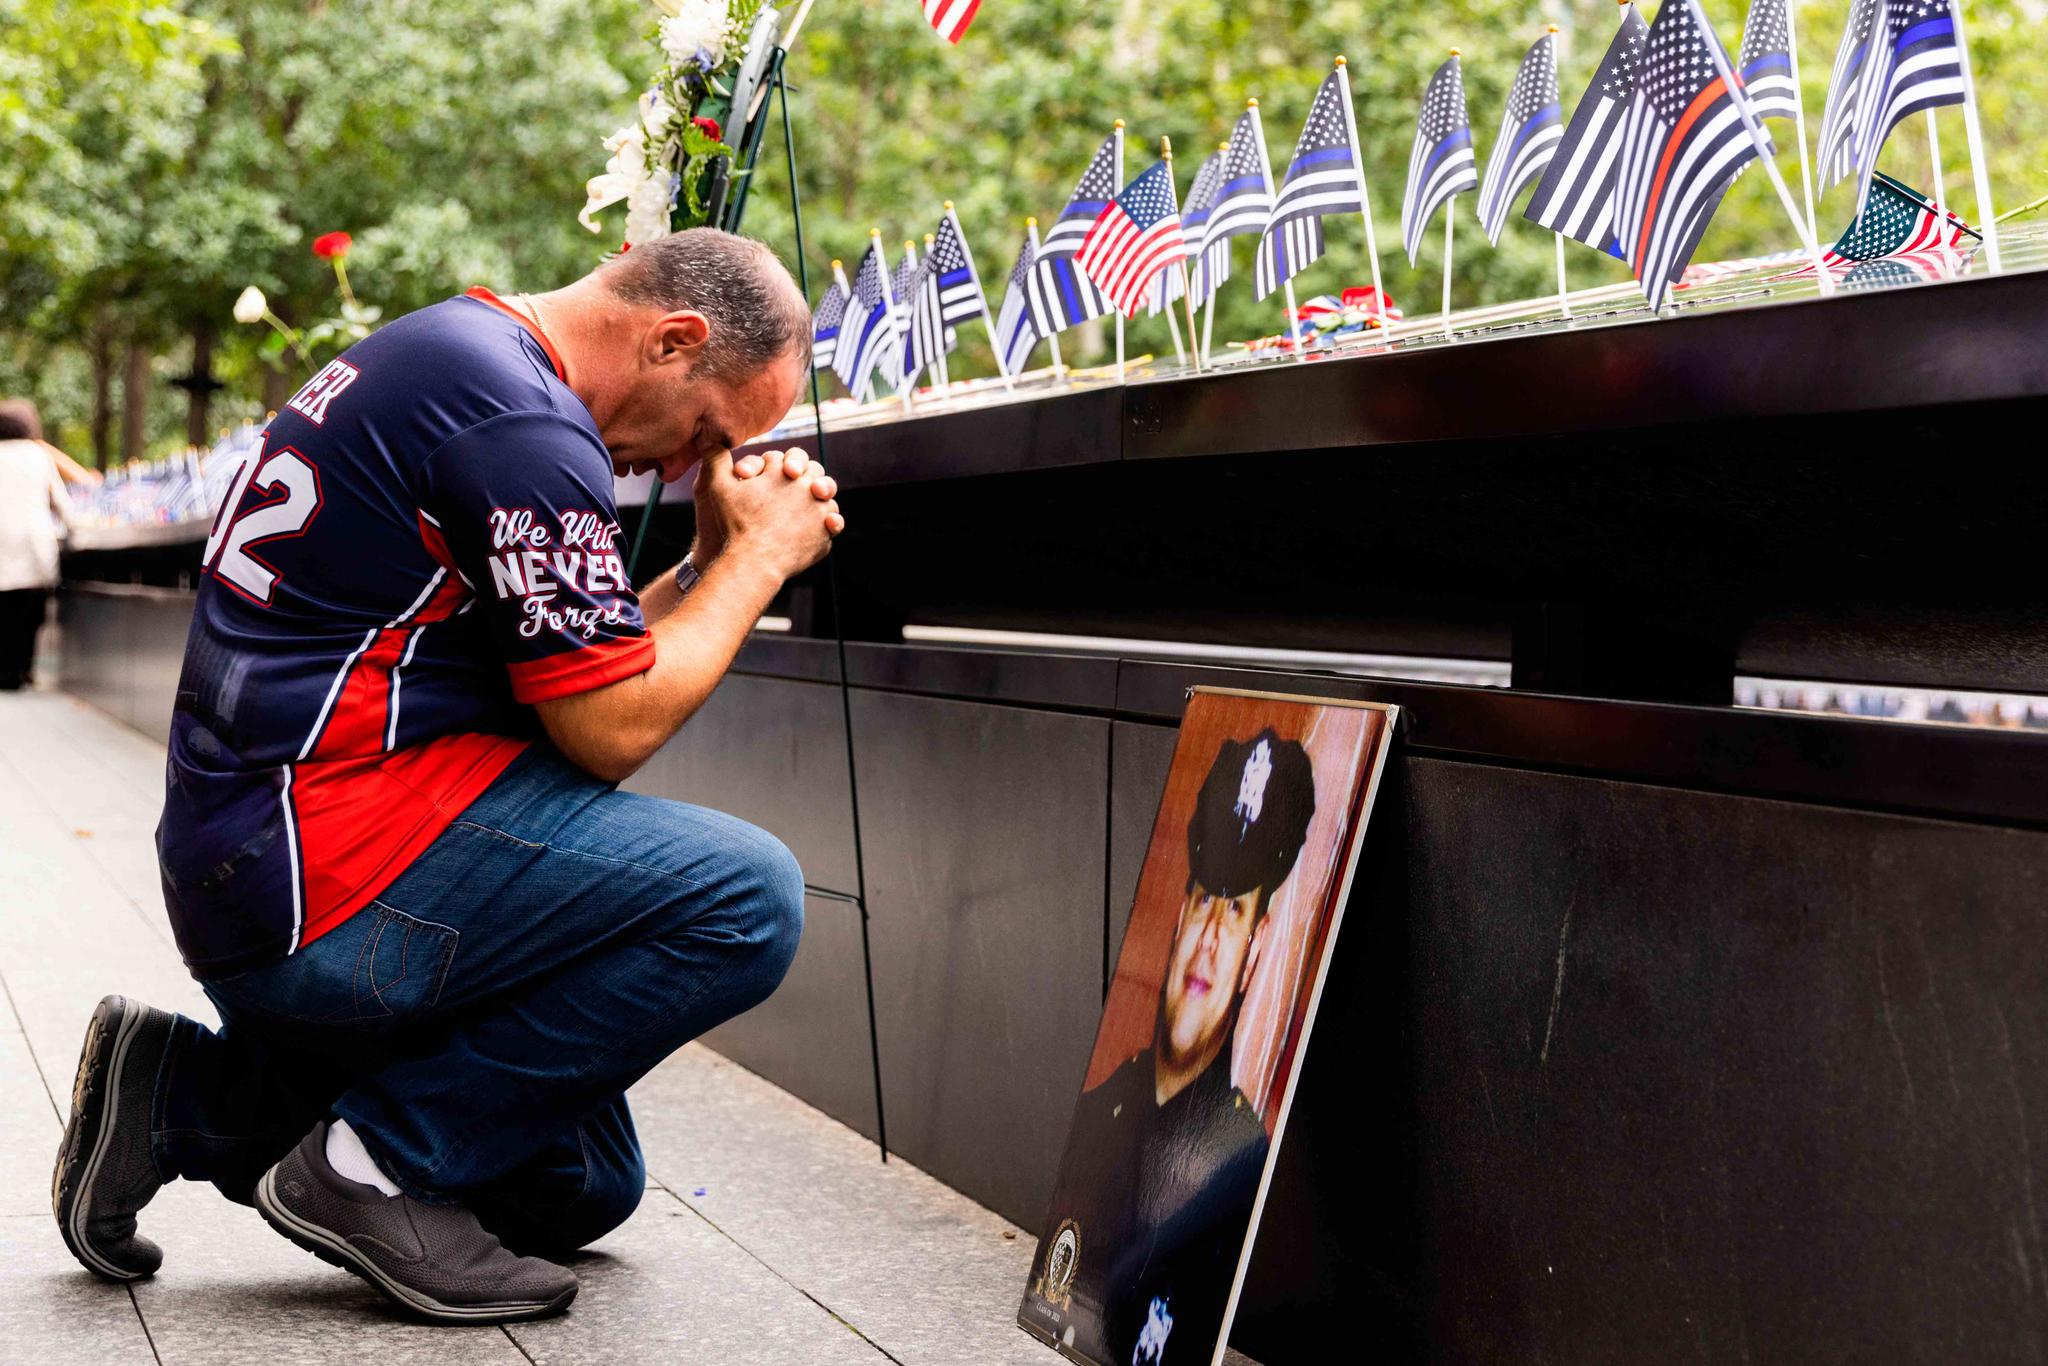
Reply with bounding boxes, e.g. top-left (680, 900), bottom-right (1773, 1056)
top-left (1019, 687), bottom-right (1397, 1366)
